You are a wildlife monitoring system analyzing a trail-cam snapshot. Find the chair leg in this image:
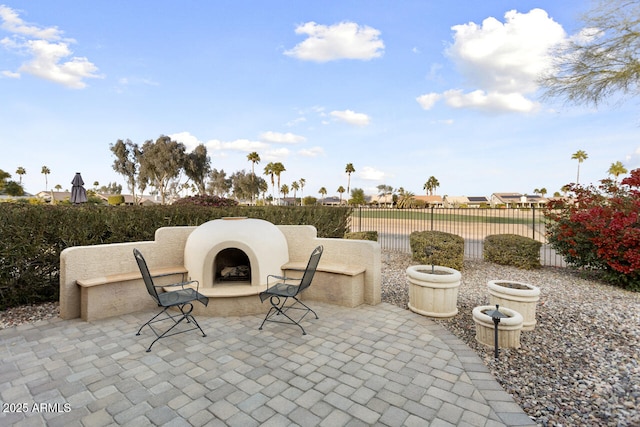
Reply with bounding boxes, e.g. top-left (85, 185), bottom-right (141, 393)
top-left (259, 295), bottom-right (316, 335)
top-left (137, 303), bottom-right (206, 352)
